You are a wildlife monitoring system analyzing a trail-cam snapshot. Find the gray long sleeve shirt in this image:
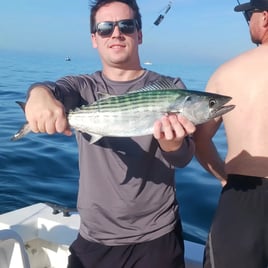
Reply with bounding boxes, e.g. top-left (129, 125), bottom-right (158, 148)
top-left (31, 70), bottom-right (194, 245)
